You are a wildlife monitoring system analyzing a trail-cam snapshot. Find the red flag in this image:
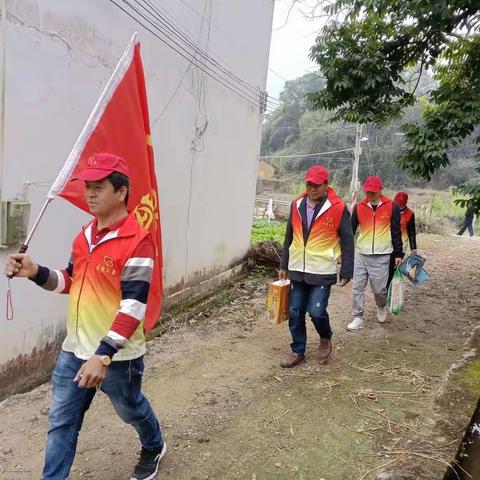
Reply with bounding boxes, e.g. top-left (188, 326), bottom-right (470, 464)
top-left (54, 34), bottom-right (162, 332)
